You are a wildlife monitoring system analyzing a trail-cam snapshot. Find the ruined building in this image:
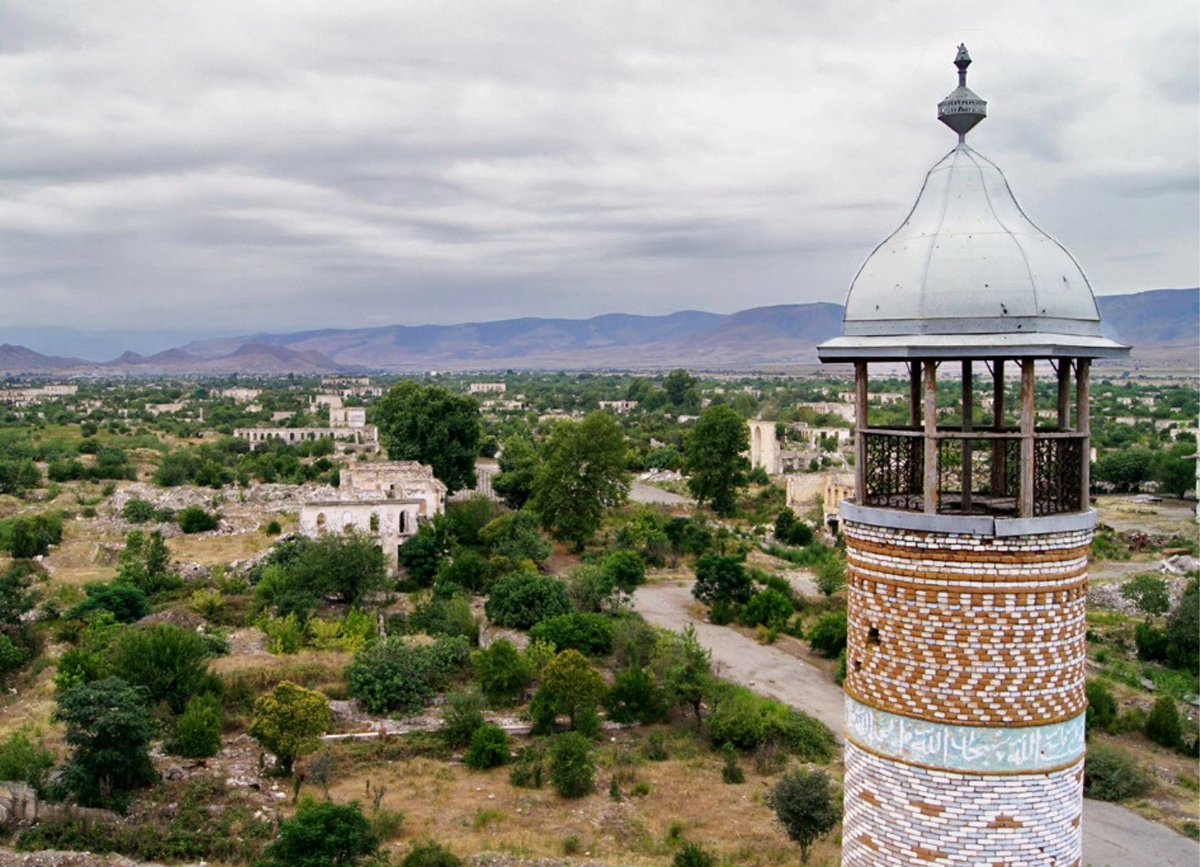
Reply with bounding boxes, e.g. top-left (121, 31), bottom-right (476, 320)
top-left (817, 47), bottom-right (1128, 865)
